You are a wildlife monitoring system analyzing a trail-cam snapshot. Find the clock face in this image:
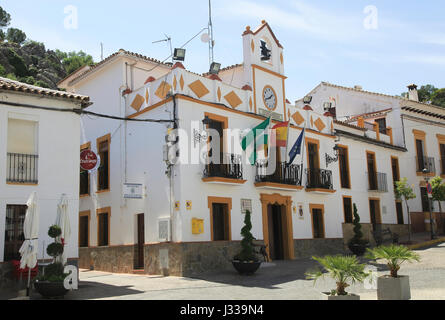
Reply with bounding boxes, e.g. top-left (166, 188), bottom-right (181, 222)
top-left (263, 86), bottom-right (277, 110)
